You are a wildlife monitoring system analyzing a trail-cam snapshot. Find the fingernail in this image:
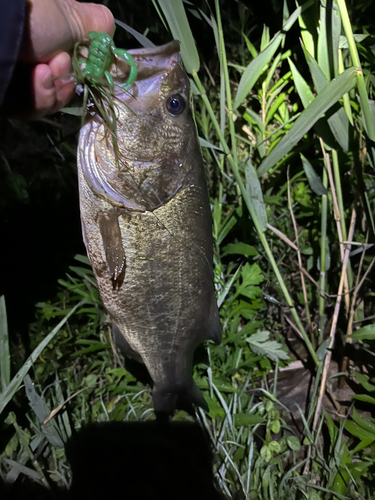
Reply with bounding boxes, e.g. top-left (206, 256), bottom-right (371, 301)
top-left (43, 74), bottom-right (54, 90)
